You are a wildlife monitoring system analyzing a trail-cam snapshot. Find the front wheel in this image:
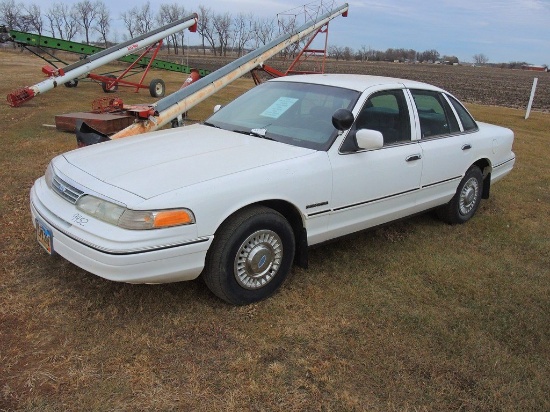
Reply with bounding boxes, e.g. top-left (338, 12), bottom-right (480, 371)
top-left (203, 206), bottom-right (295, 305)
top-left (437, 165), bottom-right (483, 224)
